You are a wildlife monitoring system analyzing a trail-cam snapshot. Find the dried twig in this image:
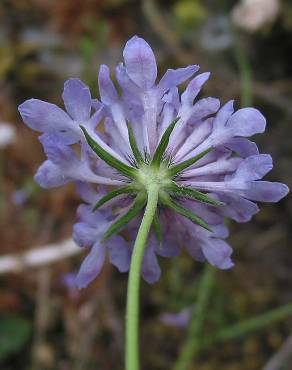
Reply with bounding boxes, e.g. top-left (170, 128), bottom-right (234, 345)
top-left (0, 239), bottom-right (82, 274)
top-left (262, 333), bottom-right (292, 370)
